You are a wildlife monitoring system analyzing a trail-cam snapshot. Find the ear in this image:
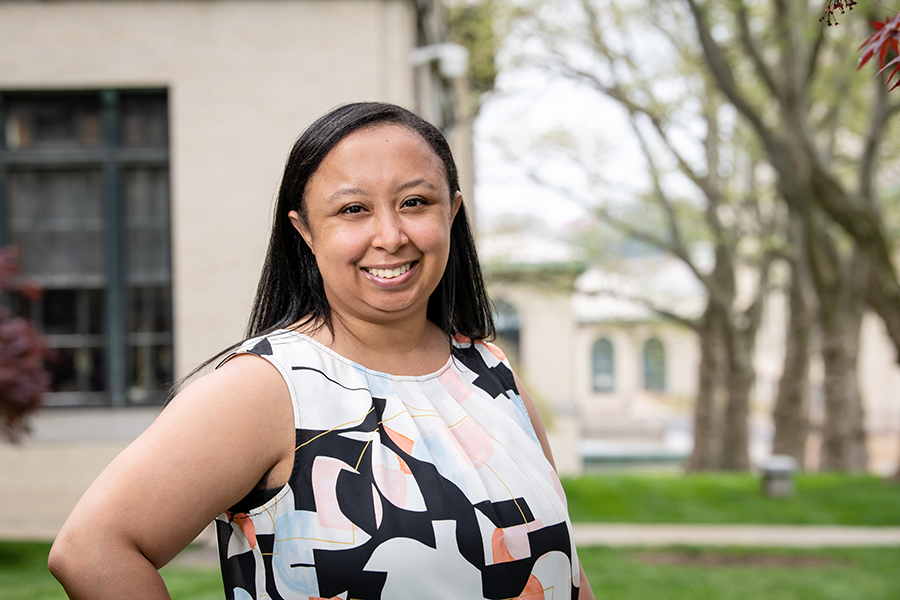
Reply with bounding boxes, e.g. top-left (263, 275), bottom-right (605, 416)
top-left (288, 210), bottom-right (315, 254)
top-left (450, 191), bottom-right (463, 223)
